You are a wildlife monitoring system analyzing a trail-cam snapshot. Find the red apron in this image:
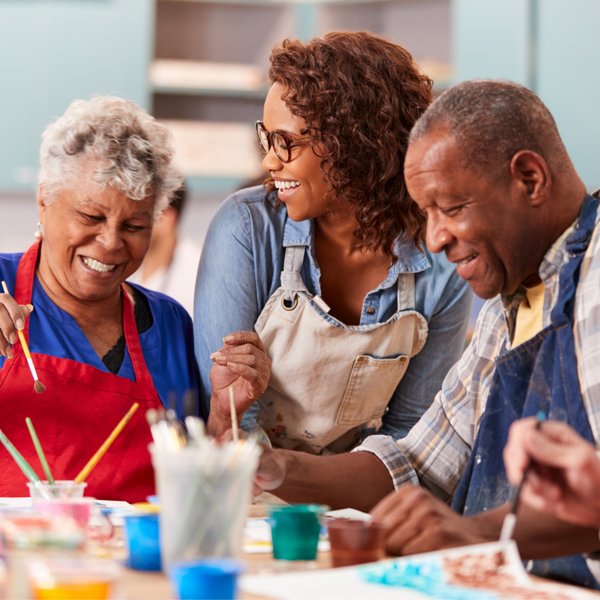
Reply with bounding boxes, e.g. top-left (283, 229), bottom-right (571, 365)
top-left (0, 242), bottom-right (162, 502)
